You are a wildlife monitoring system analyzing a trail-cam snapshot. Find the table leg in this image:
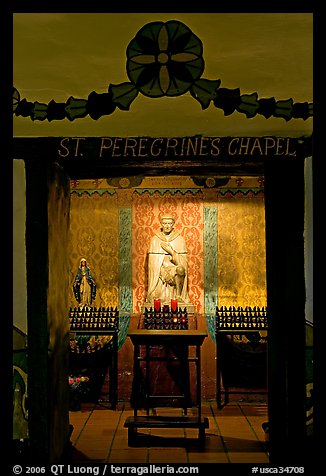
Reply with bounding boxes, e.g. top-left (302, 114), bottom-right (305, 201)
top-left (216, 334), bottom-right (223, 408)
top-left (133, 343), bottom-right (140, 417)
top-left (145, 344), bottom-right (150, 415)
top-left (196, 344), bottom-right (201, 420)
top-left (111, 333), bottom-right (118, 409)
